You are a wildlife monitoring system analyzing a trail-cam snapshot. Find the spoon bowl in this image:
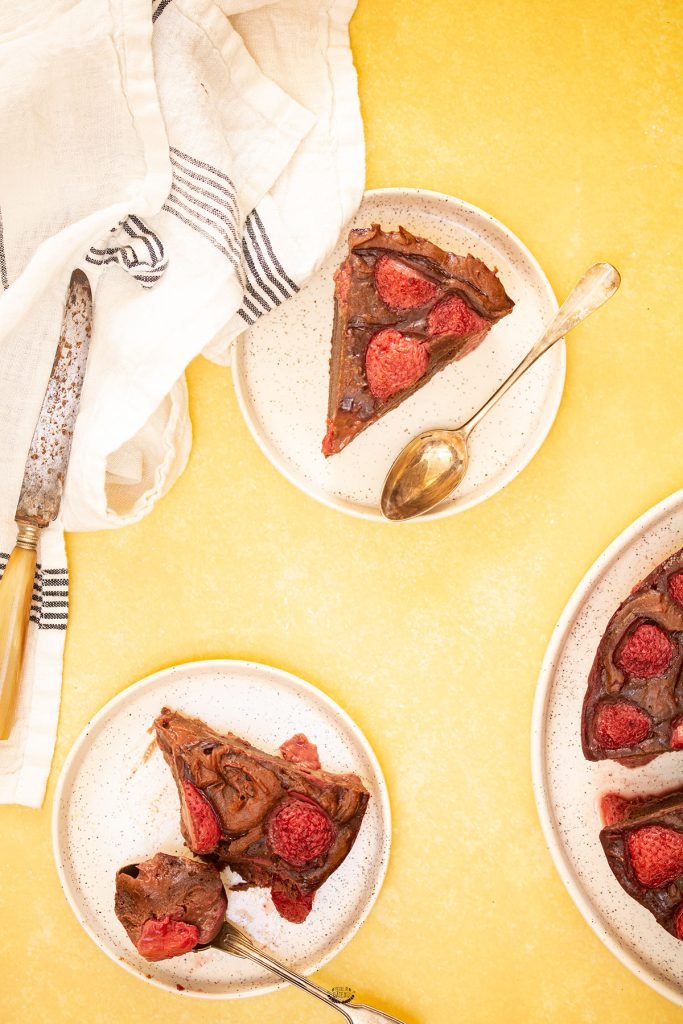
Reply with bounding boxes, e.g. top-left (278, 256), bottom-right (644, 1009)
top-left (381, 429), bottom-right (469, 521)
